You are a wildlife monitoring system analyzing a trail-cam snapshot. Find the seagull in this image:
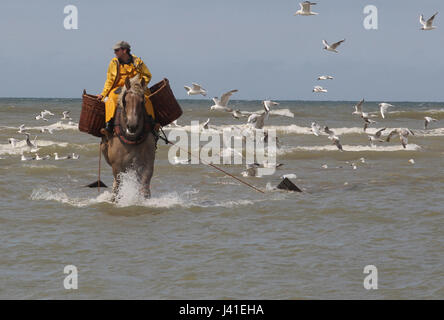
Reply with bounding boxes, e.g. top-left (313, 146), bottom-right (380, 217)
top-left (17, 124), bottom-right (26, 133)
top-left (247, 101), bottom-right (270, 129)
top-left (231, 110), bottom-right (247, 119)
top-left (311, 122), bottom-right (322, 136)
top-left (281, 173), bottom-right (297, 179)
top-left (54, 152), bottom-right (72, 160)
top-left (263, 100), bottom-right (279, 110)
top-left (386, 128), bottom-right (415, 149)
top-left (173, 156), bottom-right (191, 164)
top-left (424, 116), bottom-right (438, 129)
top-left (41, 110), bottom-right (54, 117)
top-left (409, 159), bottom-right (415, 164)
top-left (294, 1), bottom-right (318, 16)
top-left (210, 89), bottom-right (238, 112)
top-left (35, 113), bottom-right (48, 121)
top-left (313, 86), bottom-right (327, 93)
top-left (322, 39), bottom-right (345, 53)
top-left (352, 98), bottom-right (365, 115)
top-left (21, 153), bottom-right (35, 161)
top-left (184, 83), bottom-right (207, 96)
top-left (328, 135), bottom-right (343, 151)
top-left (361, 112), bottom-right (377, 132)
top-left (420, 12), bottom-right (438, 30)
top-left (323, 126), bottom-right (335, 136)
top-left (41, 127), bottom-right (55, 134)
top-left (241, 163), bottom-right (260, 177)
top-left (368, 128), bottom-right (386, 146)
top-left (35, 153), bottom-right (50, 160)
top-left (61, 111), bottom-right (72, 120)
top-left (202, 118), bottom-right (210, 130)
top-left (71, 153), bottom-right (80, 160)
top-left (379, 103), bottom-right (393, 119)
top-left (317, 75), bottom-right (334, 80)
